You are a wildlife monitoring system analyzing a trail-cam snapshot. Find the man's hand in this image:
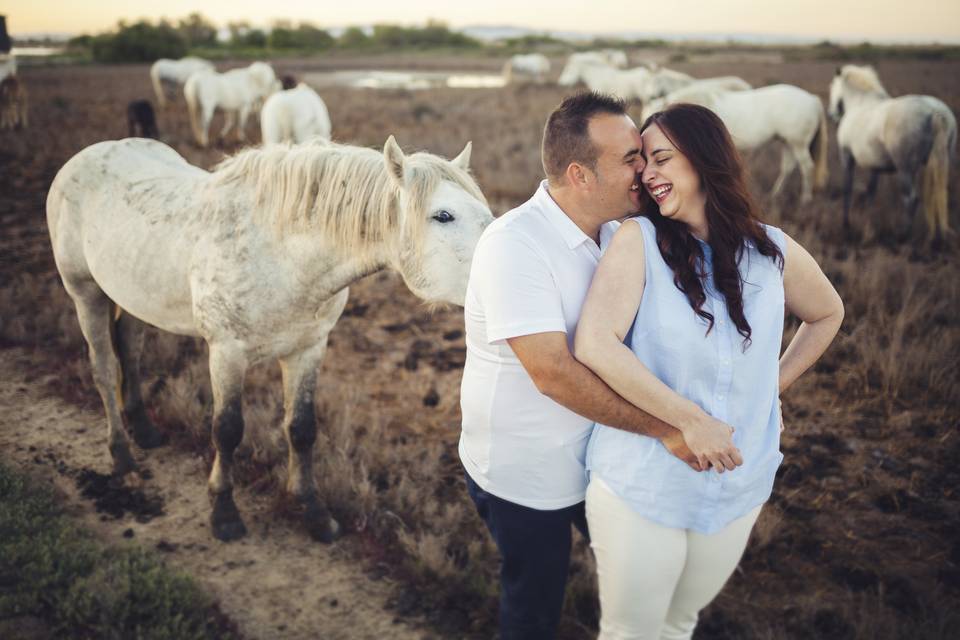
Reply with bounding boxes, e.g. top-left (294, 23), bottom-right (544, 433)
top-left (660, 430), bottom-right (703, 471)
